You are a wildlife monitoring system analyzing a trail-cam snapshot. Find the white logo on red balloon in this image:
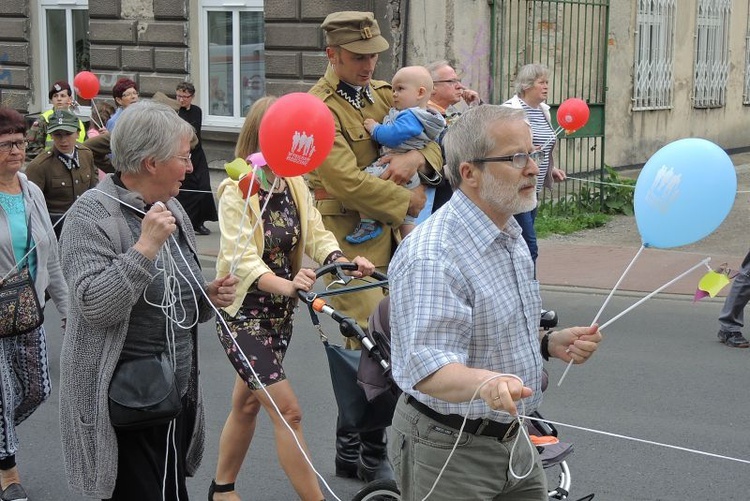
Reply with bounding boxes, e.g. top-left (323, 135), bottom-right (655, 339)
top-left (288, 131), bottom-right (317, 167)
top-left (645, 165), bottom-right (681, 214)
